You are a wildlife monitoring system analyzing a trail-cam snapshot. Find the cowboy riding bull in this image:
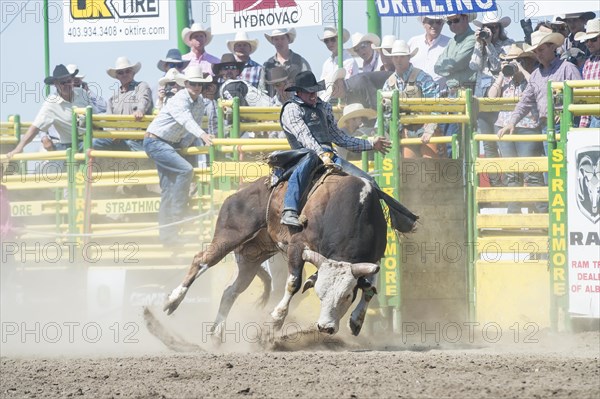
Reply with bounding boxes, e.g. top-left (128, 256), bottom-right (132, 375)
top-left (164, 72), bottom-right (418, 335)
